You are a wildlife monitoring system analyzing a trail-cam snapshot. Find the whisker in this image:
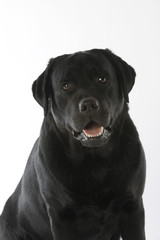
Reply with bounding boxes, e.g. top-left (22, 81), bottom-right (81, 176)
top-left (113, 125), bottom-right (139, 143)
